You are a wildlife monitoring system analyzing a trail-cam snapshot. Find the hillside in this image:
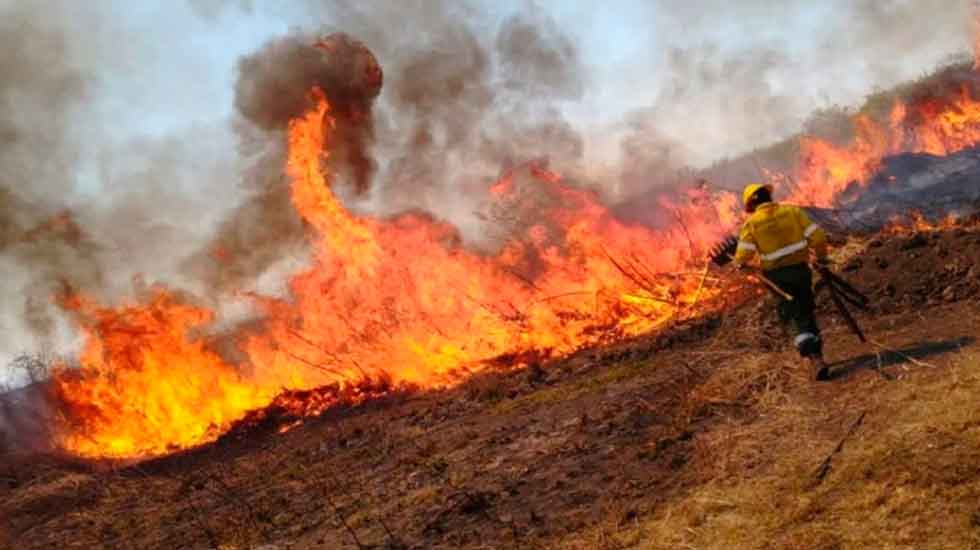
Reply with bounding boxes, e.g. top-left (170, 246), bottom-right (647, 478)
top-left (3, 218), bottom-right (980, 549)
top-left (702, 59), bottom-right (980, 189)
top-left (612, 59), bottom-right (980, 225)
